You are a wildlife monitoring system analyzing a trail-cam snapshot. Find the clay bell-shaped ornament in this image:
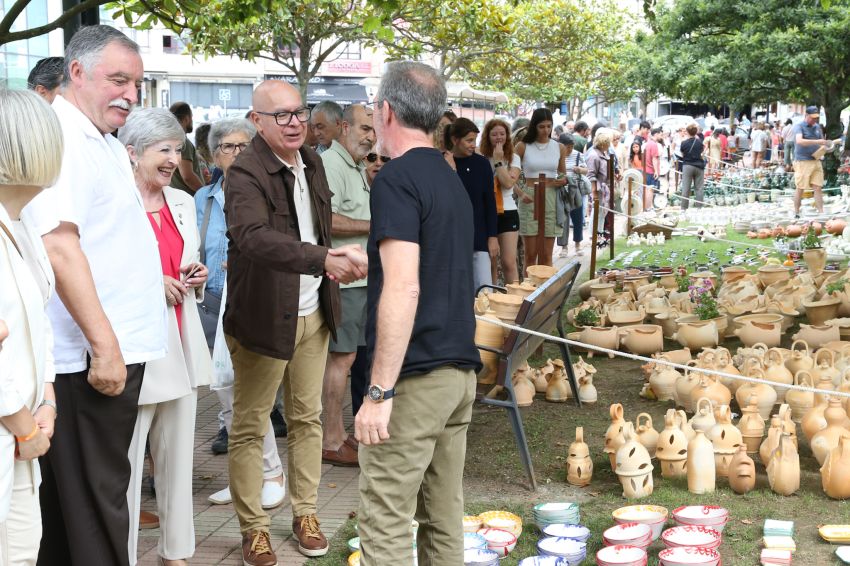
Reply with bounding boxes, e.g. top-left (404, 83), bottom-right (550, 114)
top-left (615, 422), bottom-right (654, 499)
top-left (728, 445), bottom-right (757, 495)
top-left (566, 426), bottom-right (594, 487)
top-left (708, 405), bottom-right (743, 478)
top-left (760, 415), bottom-right (784, 467)
top-left (687, 429), bottom-right (716, 494)
top-left (635, 413), bottom-right (660, 459)
top-left (811, 398), bottom-right (850, 466)
top-left (767, 432), bottom-right (800, 496)
top-left (737, 395), bottom-right (765, 456)
top-left (689, 397), bottom-right (717, 434)
top-left (657, 409), bottom-right (688, 479)
top-left (821, 436), bottom-right (850, 499)
top-left (604, 403), bottom-right (627, 470)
